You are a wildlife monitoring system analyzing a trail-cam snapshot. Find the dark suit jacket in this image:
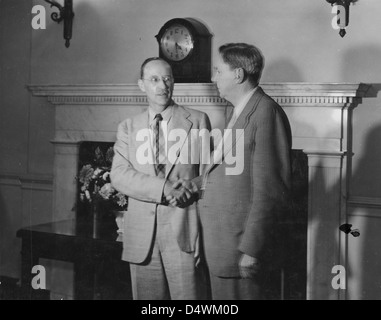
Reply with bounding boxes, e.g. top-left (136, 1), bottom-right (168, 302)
top-left (200, 87), bottom-right (292, 278)
top-left (111, 103), bottom-right (211, 264)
